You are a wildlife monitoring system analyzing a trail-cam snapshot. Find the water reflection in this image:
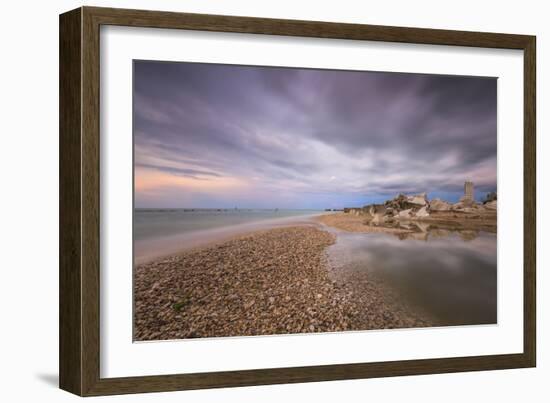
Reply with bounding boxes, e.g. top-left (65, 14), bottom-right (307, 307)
top-left (327, 226), bottom-right (497, 327)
